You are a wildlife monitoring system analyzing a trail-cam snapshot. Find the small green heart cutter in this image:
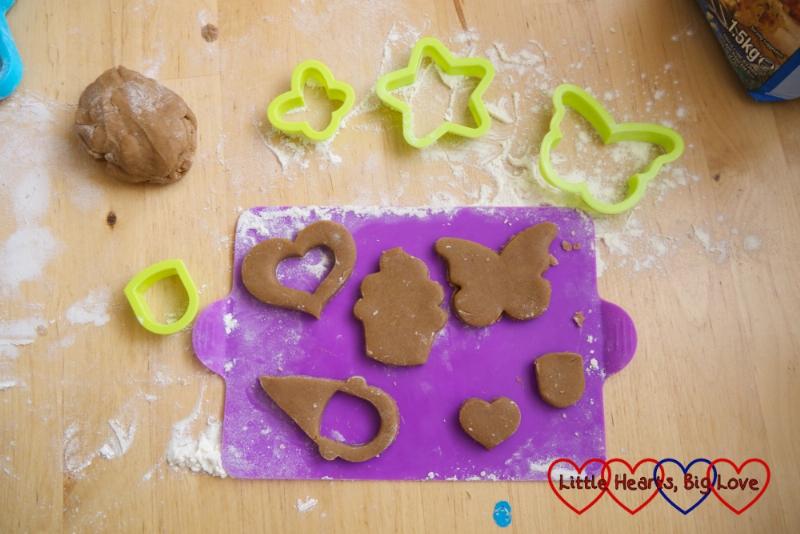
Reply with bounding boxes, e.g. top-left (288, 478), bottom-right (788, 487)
top-left (124, 259), bottom-right (199, 335)
top-left (267, 59), bottom-right (355, 142)
top-left (375, 36), bottom-right (495, 148)
top-left (538, 84), bottom-right (685, 215)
